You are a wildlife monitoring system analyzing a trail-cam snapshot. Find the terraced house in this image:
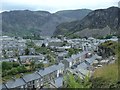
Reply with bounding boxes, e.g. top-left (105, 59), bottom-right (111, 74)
top-left (1, 63), bottom-right (64, 89)
top-left (64, 51), bottom-right (89, 68)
